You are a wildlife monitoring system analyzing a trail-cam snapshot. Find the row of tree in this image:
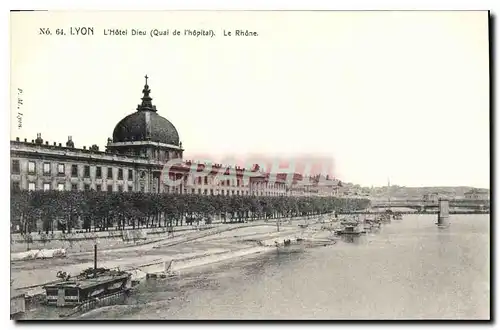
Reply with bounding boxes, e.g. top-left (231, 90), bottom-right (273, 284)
top-left (10, 191), bottom-right (370, 234)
